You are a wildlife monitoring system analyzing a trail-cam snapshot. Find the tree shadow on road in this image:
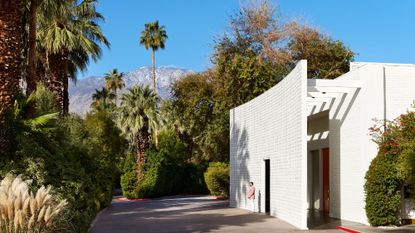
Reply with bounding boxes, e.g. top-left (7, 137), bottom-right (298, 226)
top-left (90, 196), bottom-right (301, 233)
